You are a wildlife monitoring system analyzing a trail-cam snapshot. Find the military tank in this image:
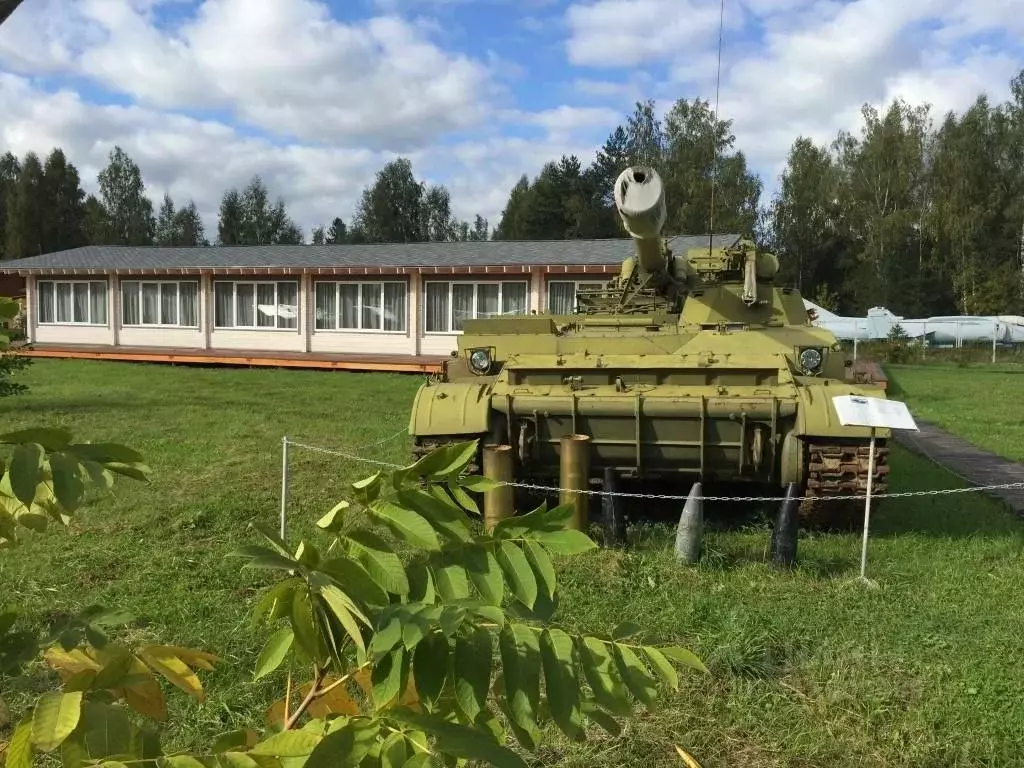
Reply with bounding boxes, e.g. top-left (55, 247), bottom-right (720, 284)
top-left (408, 166), bottom-right (889, 527)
